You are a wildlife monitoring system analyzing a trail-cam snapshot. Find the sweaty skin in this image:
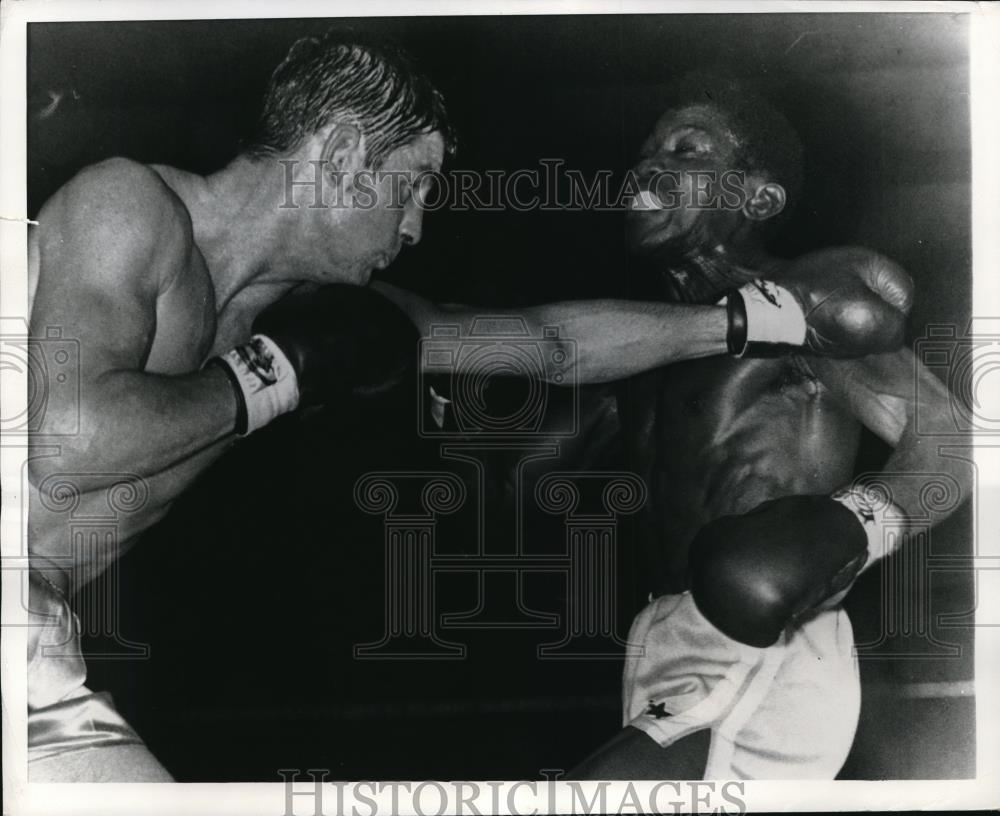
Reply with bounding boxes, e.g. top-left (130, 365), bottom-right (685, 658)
top-left (636, 353), bottom-right (861, 595)
top-left (27, 161), bottom-right (231, 587)
top-left (621, 104), bottom-right (864, 591)
top-left (570, 100), bottom-right (967, 778)
top-left (620, 104), bottom-right (956, 592)
top-left (25, 61), bottom-right (781, 782)
top-left (28, 128), bottom-right (445, 595)
top-left (26, 125), bottom-right (738, 598)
